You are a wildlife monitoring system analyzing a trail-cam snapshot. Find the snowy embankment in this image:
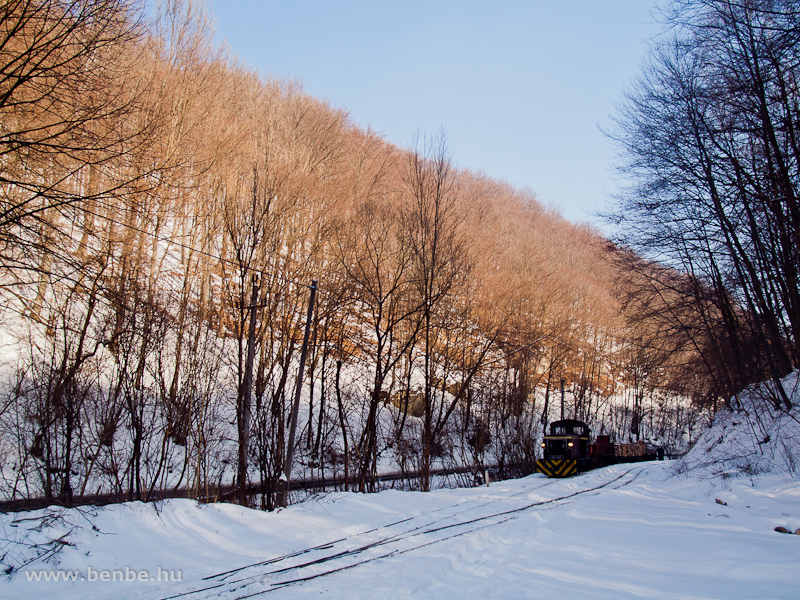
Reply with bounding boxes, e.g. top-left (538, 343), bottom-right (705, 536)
top-left (1, 373), bottom-right (799, 600)
top-left (674, 370), bottom-right (800, 478)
